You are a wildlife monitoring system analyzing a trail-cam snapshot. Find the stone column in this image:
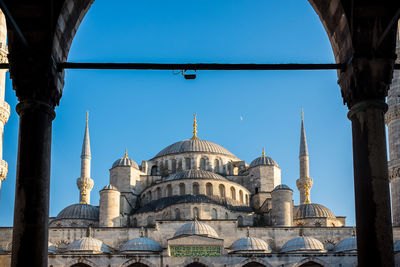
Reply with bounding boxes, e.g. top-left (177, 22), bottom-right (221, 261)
top-left (340, 57), bottom-right (395, 267)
